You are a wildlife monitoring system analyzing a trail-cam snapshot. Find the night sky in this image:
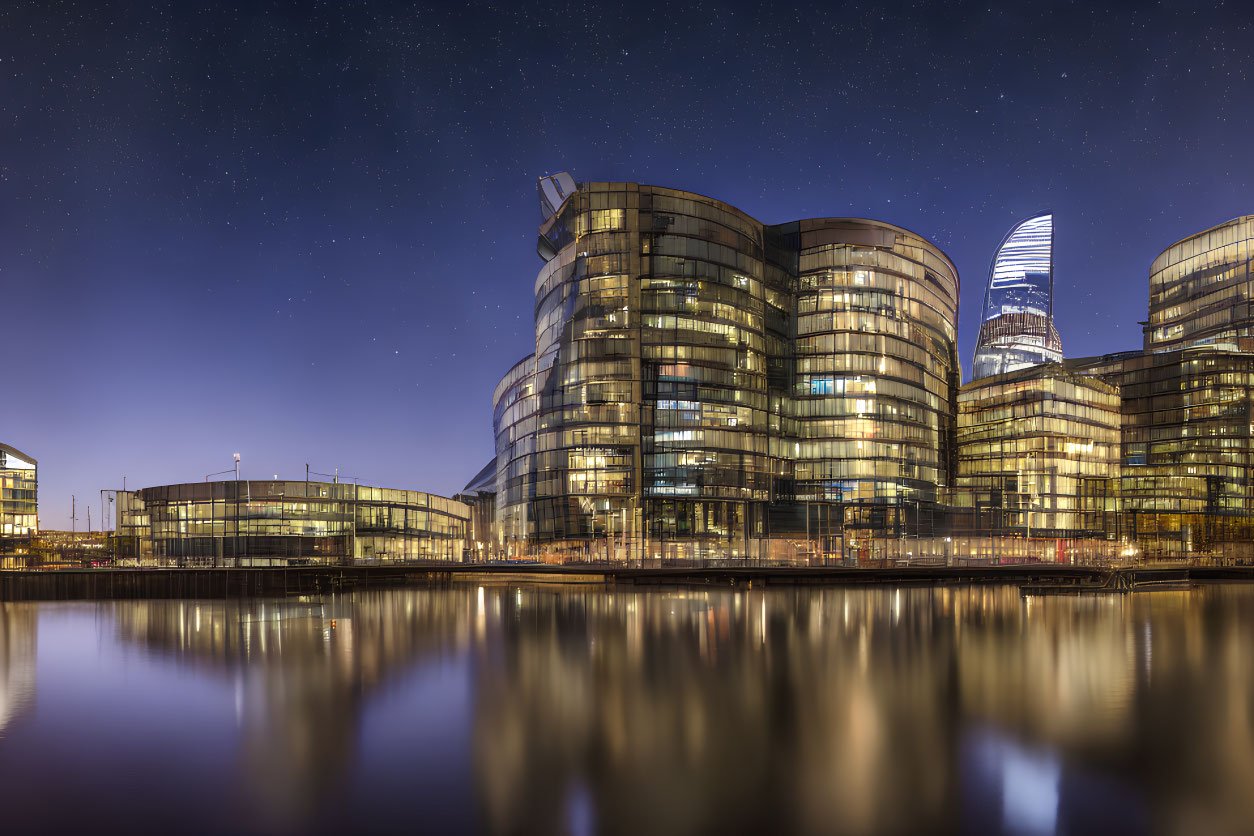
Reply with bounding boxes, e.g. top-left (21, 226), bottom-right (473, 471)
top-left (5, 1), bottom-right (1252, 529)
